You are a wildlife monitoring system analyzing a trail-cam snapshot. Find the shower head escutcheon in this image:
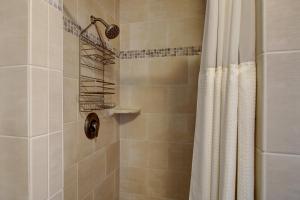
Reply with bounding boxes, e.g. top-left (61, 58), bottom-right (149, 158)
top-left (90, 15), bottom-right (120, 39)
